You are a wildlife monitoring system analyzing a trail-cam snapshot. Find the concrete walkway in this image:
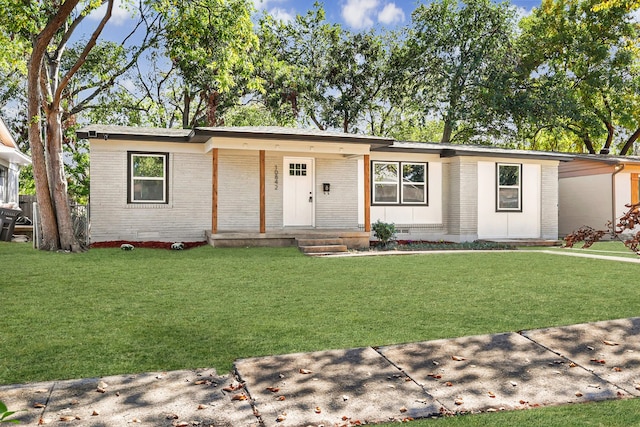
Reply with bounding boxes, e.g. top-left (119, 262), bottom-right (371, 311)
top-left (2, 318), bottom-right (639, 426)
